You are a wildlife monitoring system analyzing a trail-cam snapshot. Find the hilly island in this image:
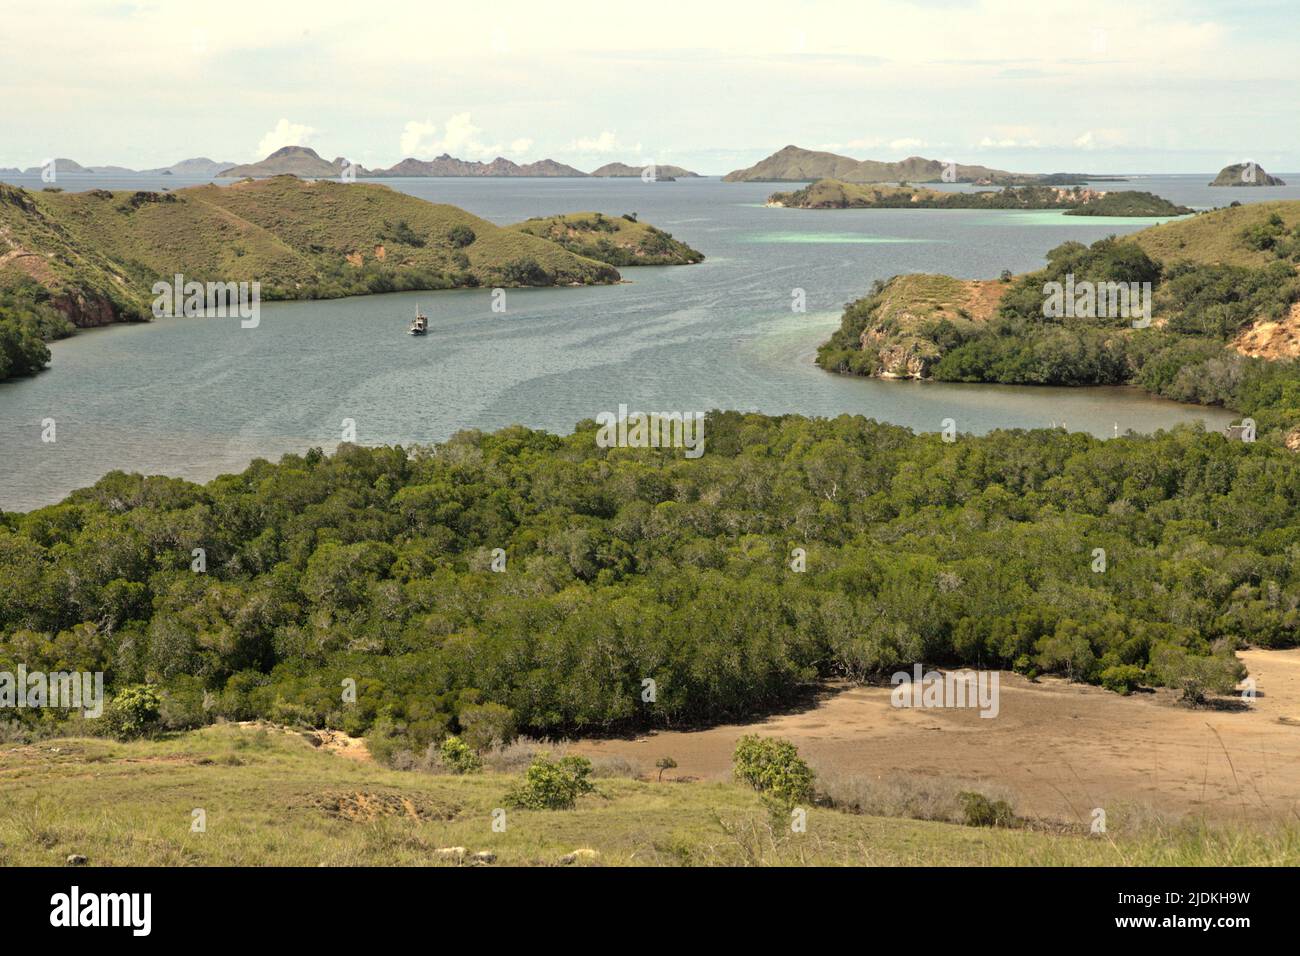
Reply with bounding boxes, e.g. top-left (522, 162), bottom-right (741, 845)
top-left (0, 177), bottom-right (700, 380)
top-left (814, 200), bottom-right (1300, 444)
top-left (214, 146), bottom-right (688, 179)
top-left (767, 180), bottom-right (1192, 216)
top-left (724, 145), bottom-right (1126, 185)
